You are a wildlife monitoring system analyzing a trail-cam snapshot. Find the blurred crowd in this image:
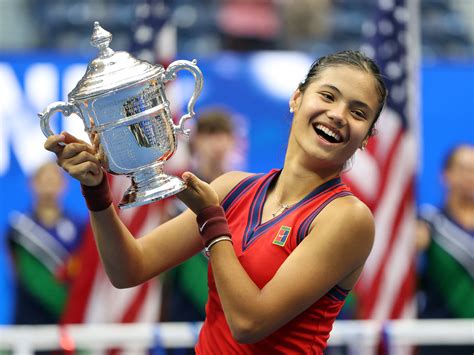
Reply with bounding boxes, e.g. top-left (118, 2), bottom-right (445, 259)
top-left (1, 0), bottom-right (473, 59)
